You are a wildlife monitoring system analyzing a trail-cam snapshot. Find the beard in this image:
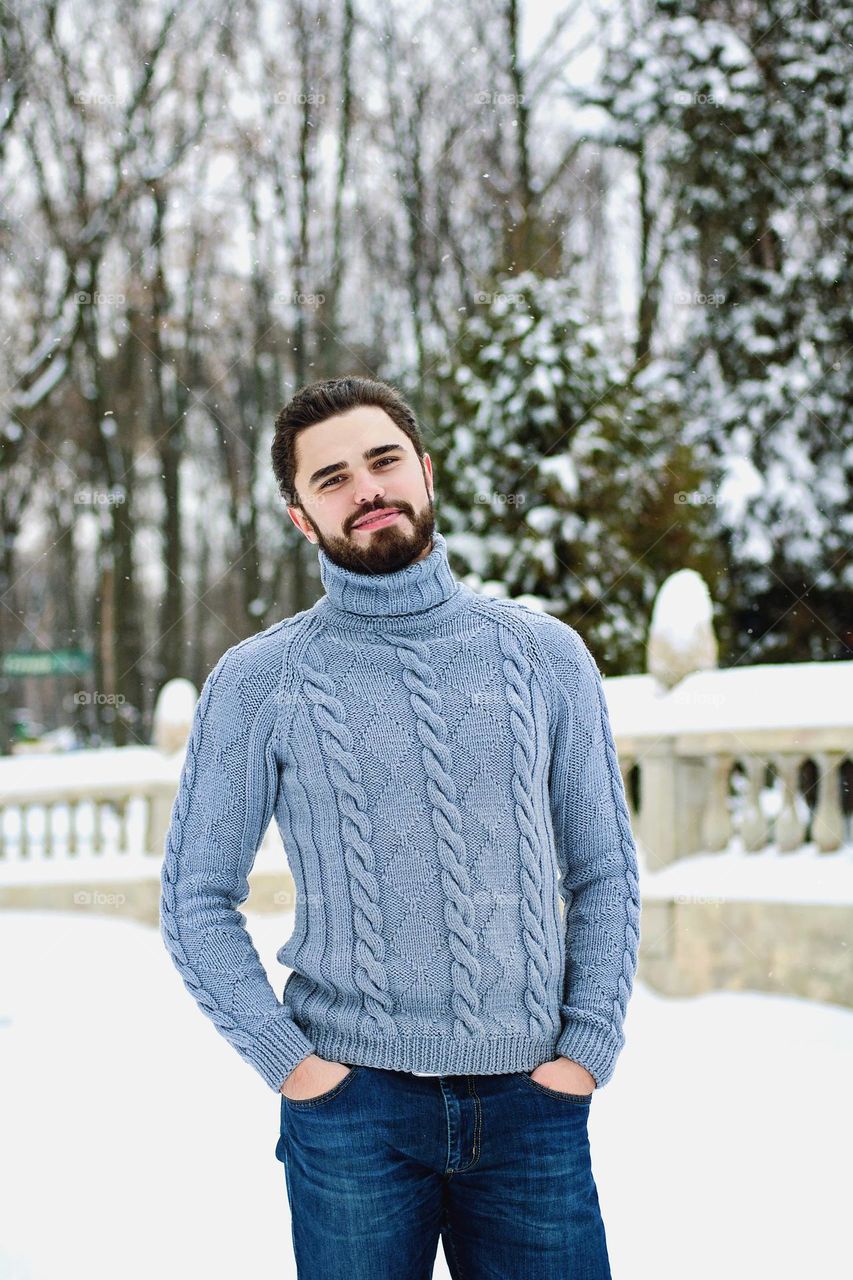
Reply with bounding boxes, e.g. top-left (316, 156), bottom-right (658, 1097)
top-left (306, 493), bottom-right (436, 575)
